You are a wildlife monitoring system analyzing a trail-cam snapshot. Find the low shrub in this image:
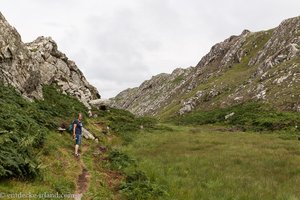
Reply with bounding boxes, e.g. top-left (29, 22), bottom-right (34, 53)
top-left (0, 84), bottom-right (47, 179)
top-left (173, 102), bottom-right (300, 131)
top-left (105, 149), bottom-right (136, 171)
top-left (119, 170), bottom-right (167, 200)
top-left (35, 85), bottom-right (88, 128)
